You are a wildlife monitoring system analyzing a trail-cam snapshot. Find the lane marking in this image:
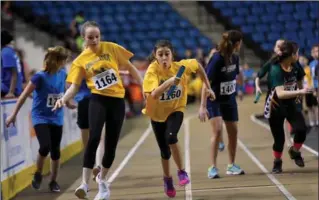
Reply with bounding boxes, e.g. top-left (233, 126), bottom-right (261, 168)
top-left (191, 185), bottom-right (277, 192)
top-left (184, 116), bottom-right (194, 200)
top-left (250, 114), bottom-right (318, 157)
top-left (238, 139), bottom-right (297, 200)
top-left (107, 125), bottom-right (152, 183)
top-left (187, 115), bottom-right (296, 200)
